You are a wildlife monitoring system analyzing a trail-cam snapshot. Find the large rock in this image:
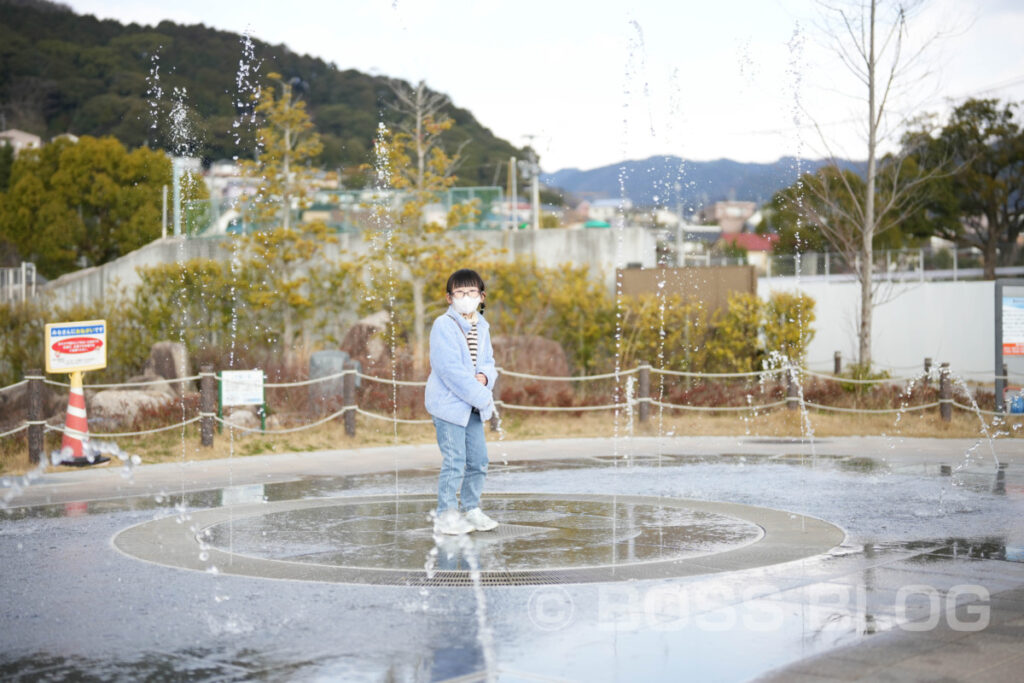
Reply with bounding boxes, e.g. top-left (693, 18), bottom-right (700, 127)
top-left (143, 341), bottom-right (192, 395)
top-left (88, 389), bottom-right (173, 429)
top-left (223, 406), bottom-right (261, 432)
top-left (120, 372), bottom-right (177, 400)
top-left (340, 311), bottom-right (391, 374)
top-left (491, 335), bottom-right (572, 398)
